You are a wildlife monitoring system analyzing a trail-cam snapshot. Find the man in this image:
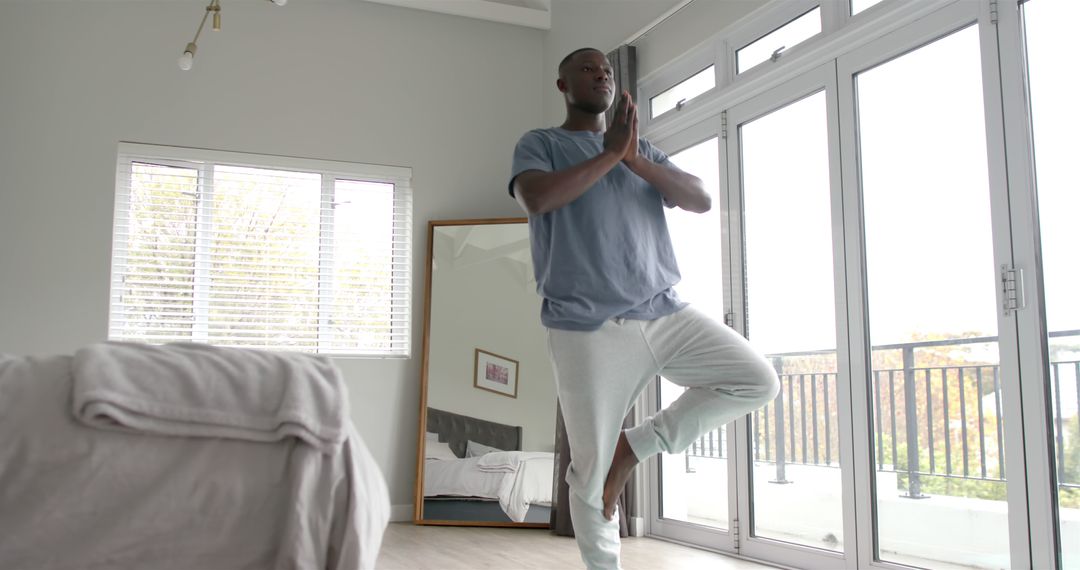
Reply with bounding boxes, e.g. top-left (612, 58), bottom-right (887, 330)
top-left (508, 47), bottom-right (779, 570)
